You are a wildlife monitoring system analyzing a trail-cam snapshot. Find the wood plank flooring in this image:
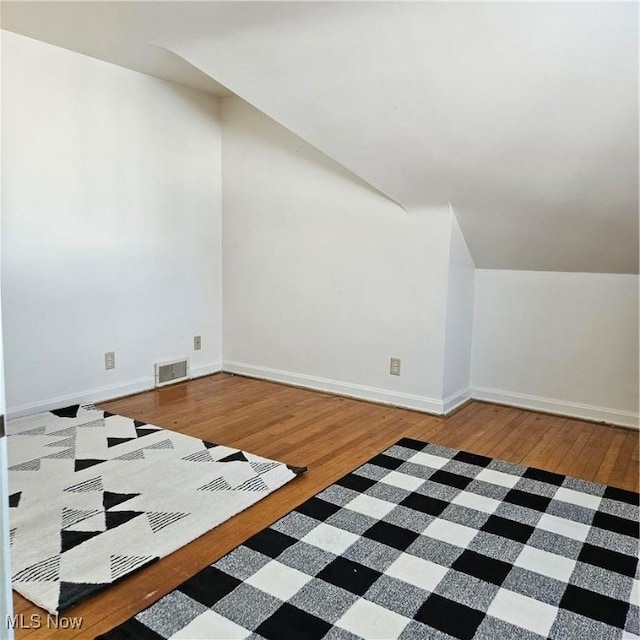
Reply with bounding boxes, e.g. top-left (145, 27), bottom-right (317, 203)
top-left (11, 373), bottom-right (639, 639)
